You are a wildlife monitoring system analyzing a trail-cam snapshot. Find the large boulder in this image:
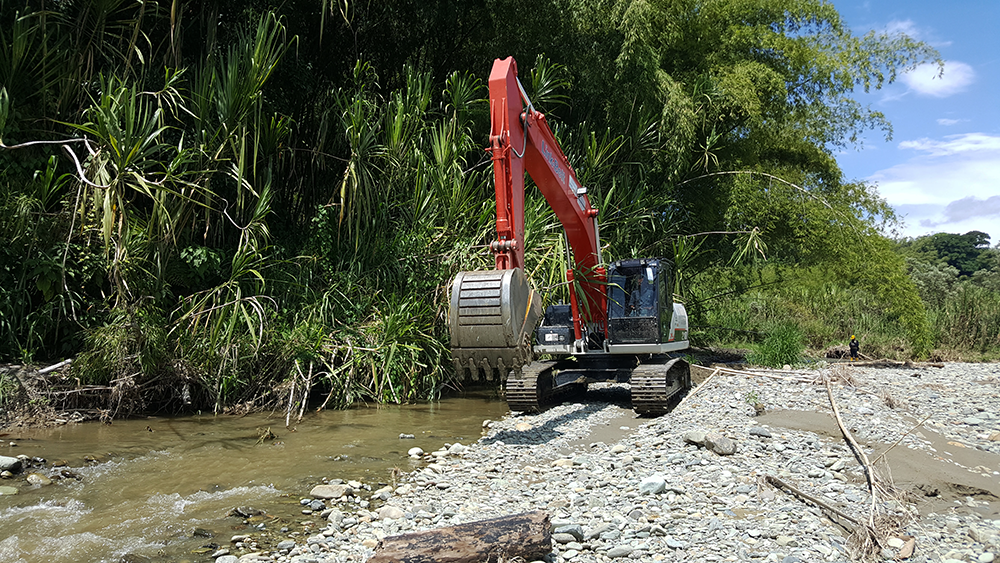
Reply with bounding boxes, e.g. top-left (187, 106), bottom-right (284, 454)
top-left (0, 456), bottom-right (21, 473)
top-left (310, 483), bottom-right (350, 499)
top-left (638, 475), bottom-right (667, 495)
top-left (704, 432), bottom-right (737, 456)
